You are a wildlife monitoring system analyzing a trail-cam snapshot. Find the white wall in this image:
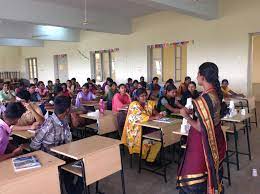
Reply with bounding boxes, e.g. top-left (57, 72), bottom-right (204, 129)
top-left (21, 0), bottom-right (260, 93)
top-left (0, 46), bottom-right (21, 71)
